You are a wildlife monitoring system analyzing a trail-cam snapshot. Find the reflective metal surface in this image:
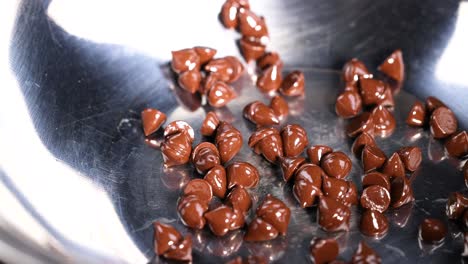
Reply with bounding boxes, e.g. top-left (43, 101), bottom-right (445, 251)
top-left (1, 0), bottom-right (467, 263)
